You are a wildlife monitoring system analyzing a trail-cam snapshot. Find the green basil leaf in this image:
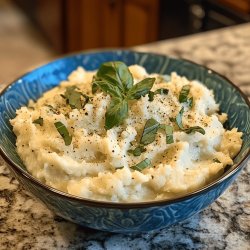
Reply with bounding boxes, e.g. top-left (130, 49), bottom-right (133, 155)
top-left (92, 76), bottom-right (99, 94)
top-left (148, 88), bottom-right (168, 102)
top-left (160, 124), bottom-right (174, 144)
top-left (128, 145), bottom-right (146, 156)
top-left (140, 118), bottom-right (160, 145)
top-left (92, 80), bottom-right (123, 99)
top-left (54, 121), bottom-right (72, 146)
top-left (184, 126), bottom-right (205, 135)
top-left (64, 86), bottom-right (82, 109)
top-left (127, 78), bottom-right (155, 100)
top-left (187, 97), bottom-right (194, 108)
top-left (179, 85), bottom-right (190, 103)
top-left (175, 107), bottom-right (184, 130)
top-left (105, 98), bottom-right (128, 130)
top-left (96, 61), bottom-right (133, 92)
top-left (172, 107), bottom-right (205, 135)
top-left (148, 91), bottom-right (154, 102)
top-left (131, 158), bottom-right (151, 171)
top-left (33, 117), bottom-right (43, 126)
